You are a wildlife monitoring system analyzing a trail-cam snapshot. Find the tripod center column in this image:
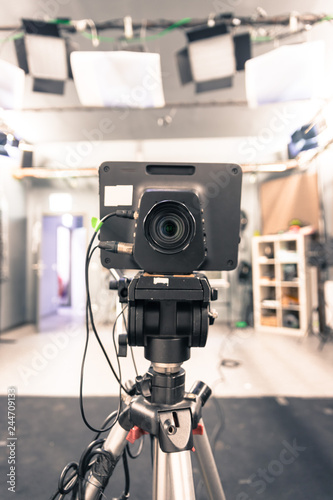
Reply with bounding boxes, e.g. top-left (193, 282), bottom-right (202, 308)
top-left (149, 364), bottom-right (186, 405)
